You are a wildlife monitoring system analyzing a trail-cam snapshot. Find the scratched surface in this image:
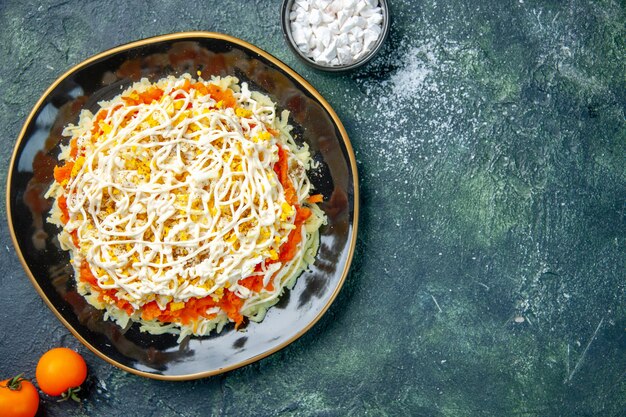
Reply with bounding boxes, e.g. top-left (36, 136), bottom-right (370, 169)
top-left (0, 0), bottom-right (624, 416)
